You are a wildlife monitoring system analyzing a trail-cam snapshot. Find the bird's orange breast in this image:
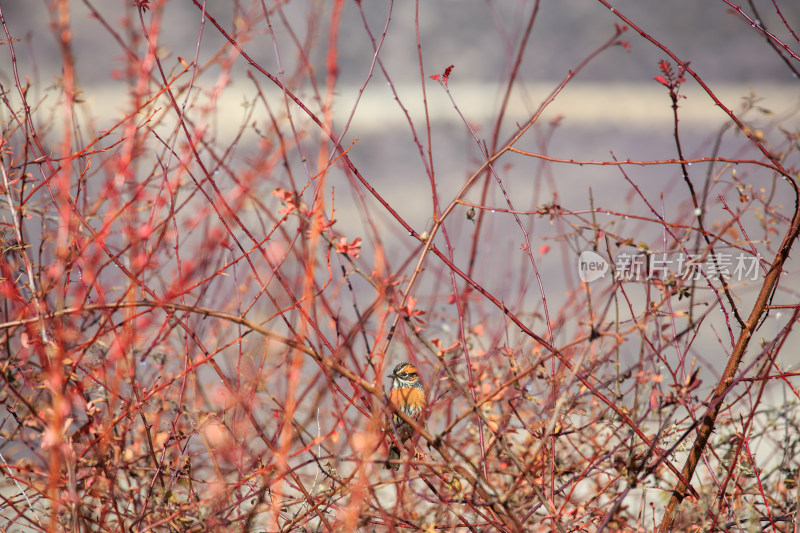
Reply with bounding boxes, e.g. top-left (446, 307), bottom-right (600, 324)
top-left (390, 386), bottom-right (427, 416)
